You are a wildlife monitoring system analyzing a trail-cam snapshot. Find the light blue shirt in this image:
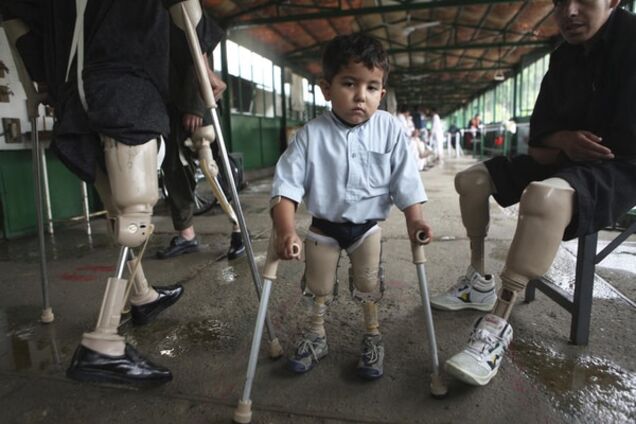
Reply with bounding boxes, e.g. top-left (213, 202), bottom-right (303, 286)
top-left (272, 110), bottom-right (427, 224)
